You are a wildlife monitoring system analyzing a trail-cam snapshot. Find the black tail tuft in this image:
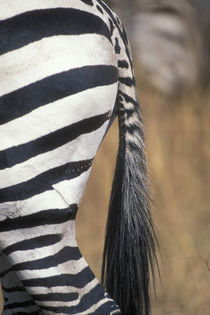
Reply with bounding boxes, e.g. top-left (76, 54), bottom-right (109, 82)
top-left (102, 87), bottom-right (158, 315)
